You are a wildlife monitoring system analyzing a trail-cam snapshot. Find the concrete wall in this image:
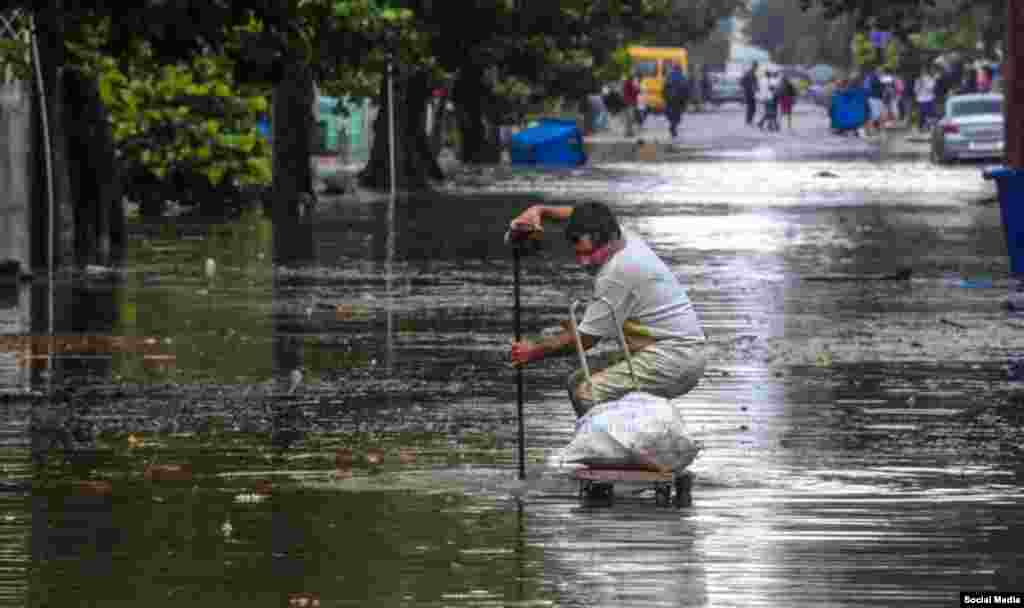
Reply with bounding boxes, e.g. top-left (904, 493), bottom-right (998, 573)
top-left (0, 80), bottom-right (32, 273)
